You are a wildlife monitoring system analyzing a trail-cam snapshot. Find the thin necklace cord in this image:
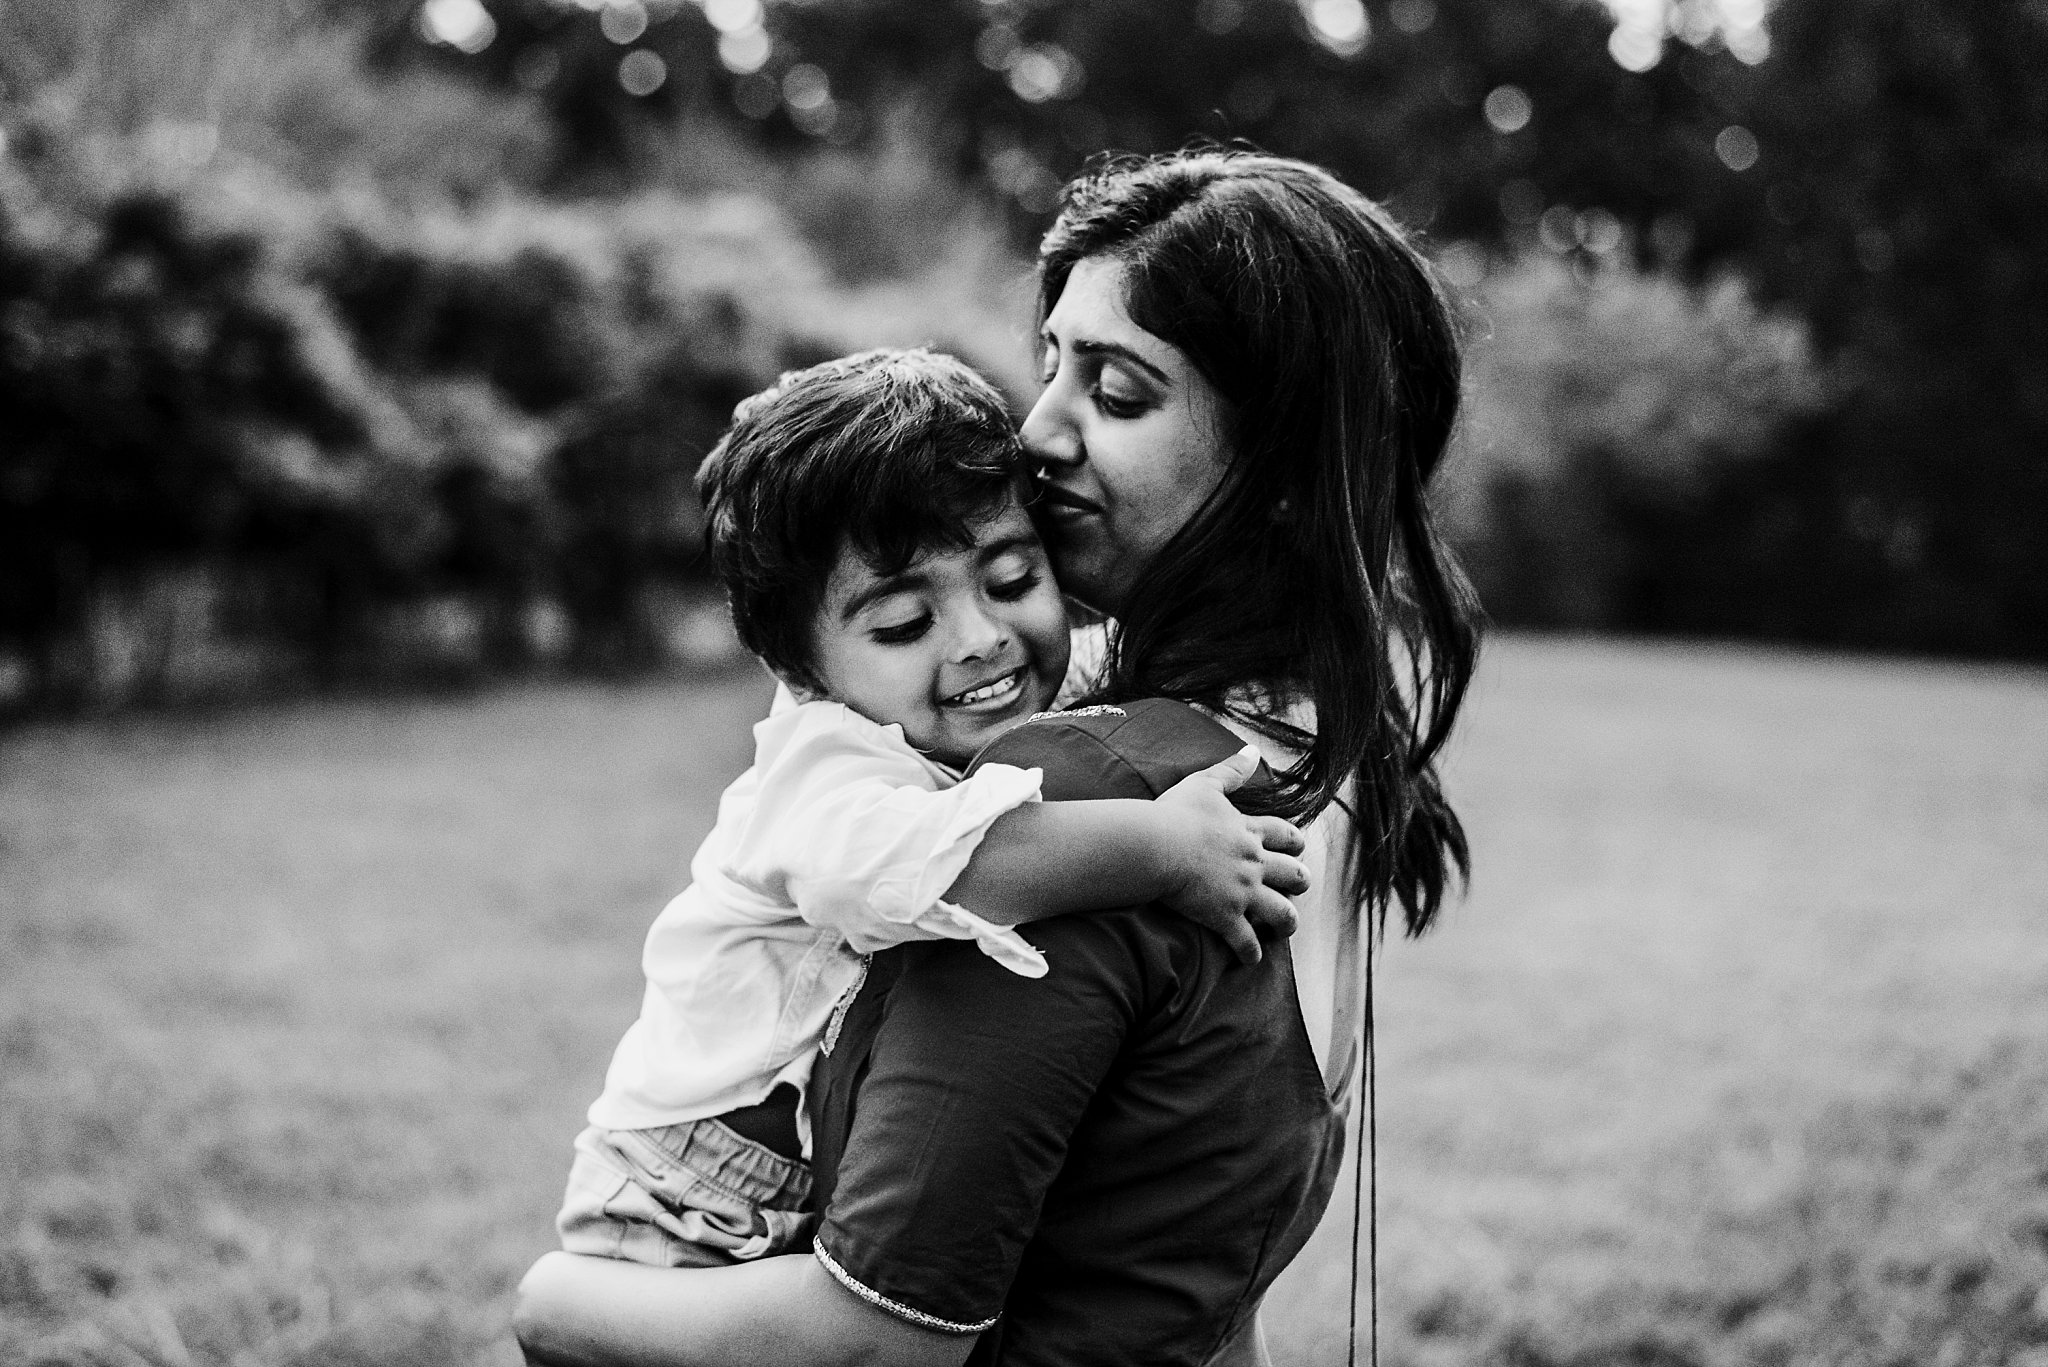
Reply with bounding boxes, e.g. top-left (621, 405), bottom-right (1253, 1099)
top-left (1346, 914), bottom-right (1378, 1367)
